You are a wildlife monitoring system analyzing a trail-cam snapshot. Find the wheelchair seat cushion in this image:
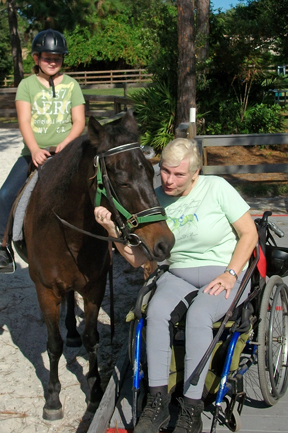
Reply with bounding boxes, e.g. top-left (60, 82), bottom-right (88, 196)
top-left (266, 245), bottom-right (288, 277)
